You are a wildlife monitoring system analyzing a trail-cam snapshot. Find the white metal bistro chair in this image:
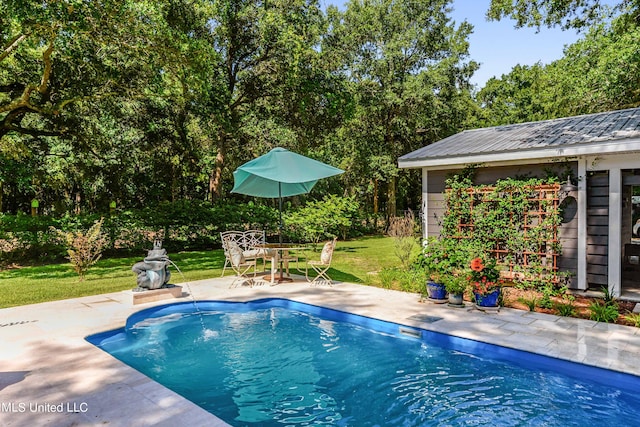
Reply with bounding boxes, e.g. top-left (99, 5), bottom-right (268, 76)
top-left (305, 238), bottom-right (337, 286)
top-left (221, 235), bottom-right (257, 287)
top-left (220, 230), bottom-right (271, 277)
top-left (220, 231), bottom-right (244, 277)
top-left (242, 229), bottom-right (274, 271)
